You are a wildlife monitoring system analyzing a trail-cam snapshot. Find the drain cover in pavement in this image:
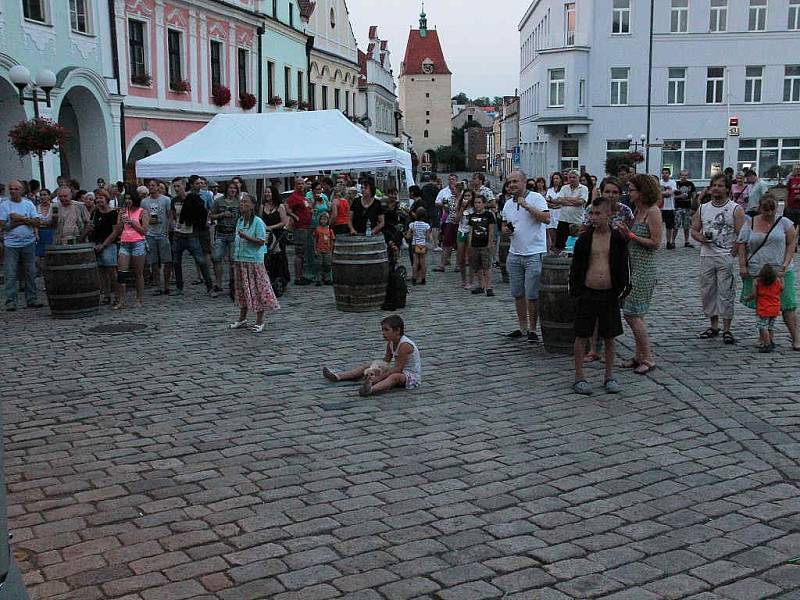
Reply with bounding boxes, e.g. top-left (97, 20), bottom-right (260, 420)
top-left (88, 322), bottom-right (148, 334)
